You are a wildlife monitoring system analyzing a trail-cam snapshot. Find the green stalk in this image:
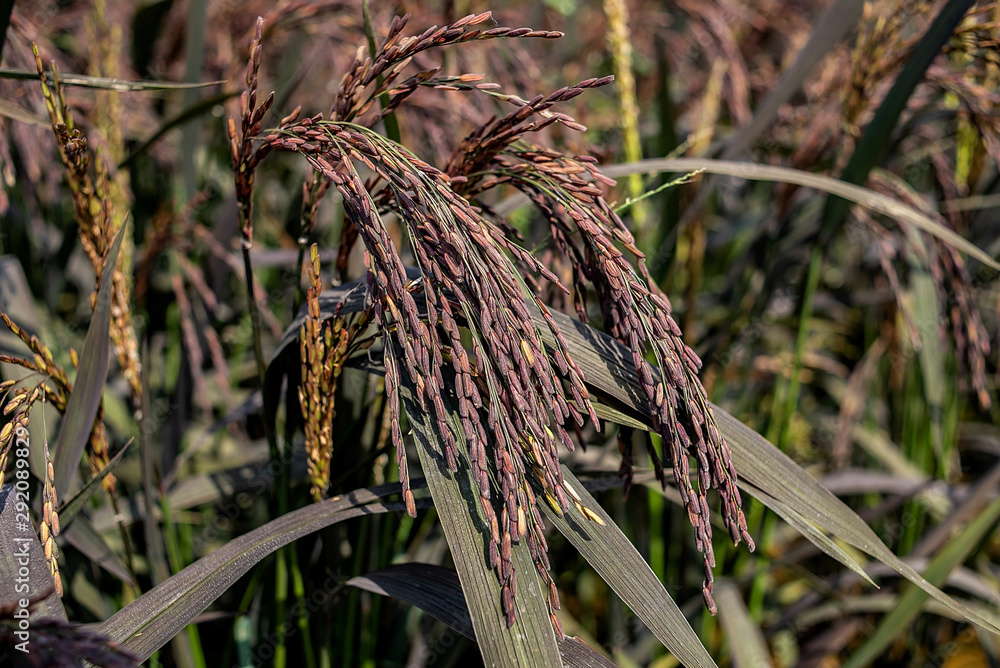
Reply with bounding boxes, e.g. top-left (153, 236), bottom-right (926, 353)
top-left (160, 488), bottom-right (206, 668)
